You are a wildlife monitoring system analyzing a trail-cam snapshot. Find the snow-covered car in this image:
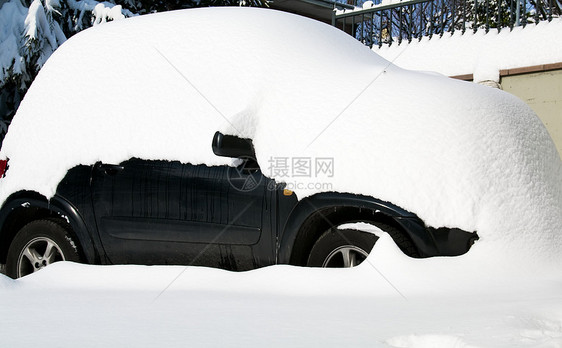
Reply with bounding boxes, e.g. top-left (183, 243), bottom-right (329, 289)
top-left (0, 8), bottom-right (559, 279)
top-left (0, 130), bottom-right (478, 278)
